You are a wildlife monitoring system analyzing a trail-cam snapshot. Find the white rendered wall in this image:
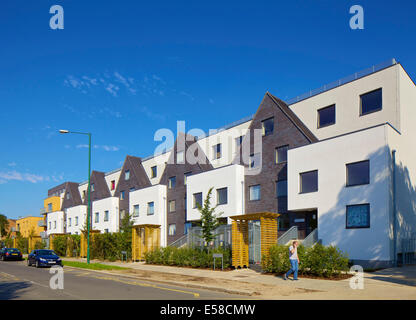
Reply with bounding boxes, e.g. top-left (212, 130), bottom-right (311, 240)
top-left (66, 205), bottom-right (87, 235)
top-left (129, 184), bottom-right (167, 246)
top-left (196, 121), bottom-right (251, 168)
top-left (90, 197), bottom-right (120, 233)
top-left (288, 125), bottom-right (392, 262)
top-left (46, 211), bottom-right (64, 235)
top-left (105, 170), bottom-right (121, 196)
top-left (186, 164), bottom-right (245, 223)
top-left (142, 151), bottom-right (171, 185)
top-left (289, 64), bottom-right (400, 140)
